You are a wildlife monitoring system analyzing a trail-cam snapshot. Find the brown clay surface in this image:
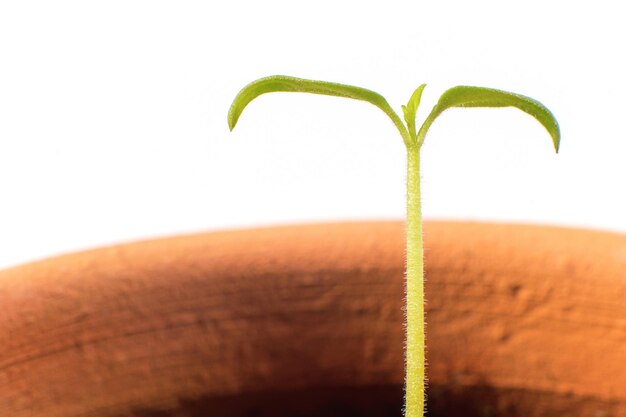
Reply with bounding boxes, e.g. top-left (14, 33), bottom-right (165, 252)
top-left (1, 221), bottom-right (625, 416)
